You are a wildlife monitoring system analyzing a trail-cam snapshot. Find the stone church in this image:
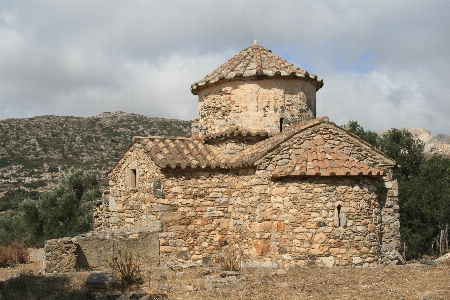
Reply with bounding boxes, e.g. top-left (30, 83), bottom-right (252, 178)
top-left (95, 42), bottom-right (400, 268)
